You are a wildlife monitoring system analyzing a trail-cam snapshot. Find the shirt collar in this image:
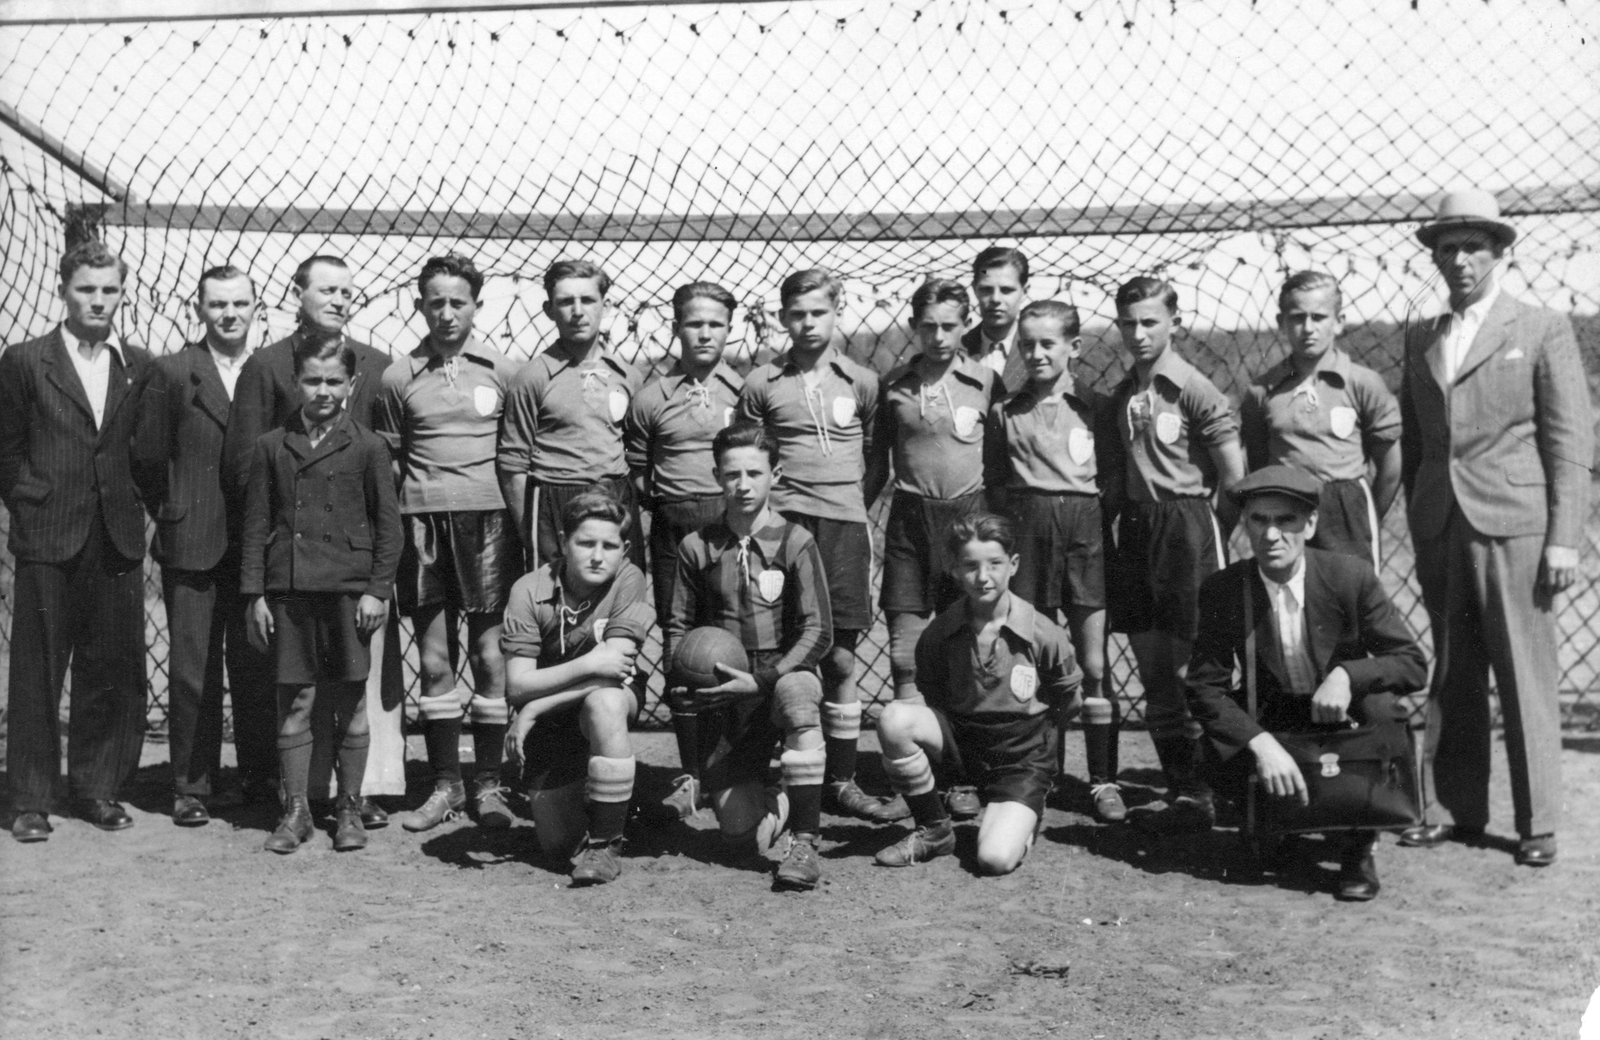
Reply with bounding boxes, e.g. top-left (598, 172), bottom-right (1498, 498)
top-left (408, 334), bottom-right (494, 374)
top-left (1450, 272), bottom-right (1502, 322)
top-left (774, 344), bottom-right (854, 383)
top-left (895, 353), bottom-right (987, 391)
top-left (59, 323), bottom-right (126, 364)
top-left (1145, 348), bottom-right (1197, 392)
top-left (669, 359), bottom-right (740, 396)
top-left (979, 325), bottom-right (1016, 355)
top-left (951, 594), bottom-right (1038, 643)
top-left (1263, 347), bottom-right (1350, 393)
top-left (1257, 557), bottom-right (1307, 609)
